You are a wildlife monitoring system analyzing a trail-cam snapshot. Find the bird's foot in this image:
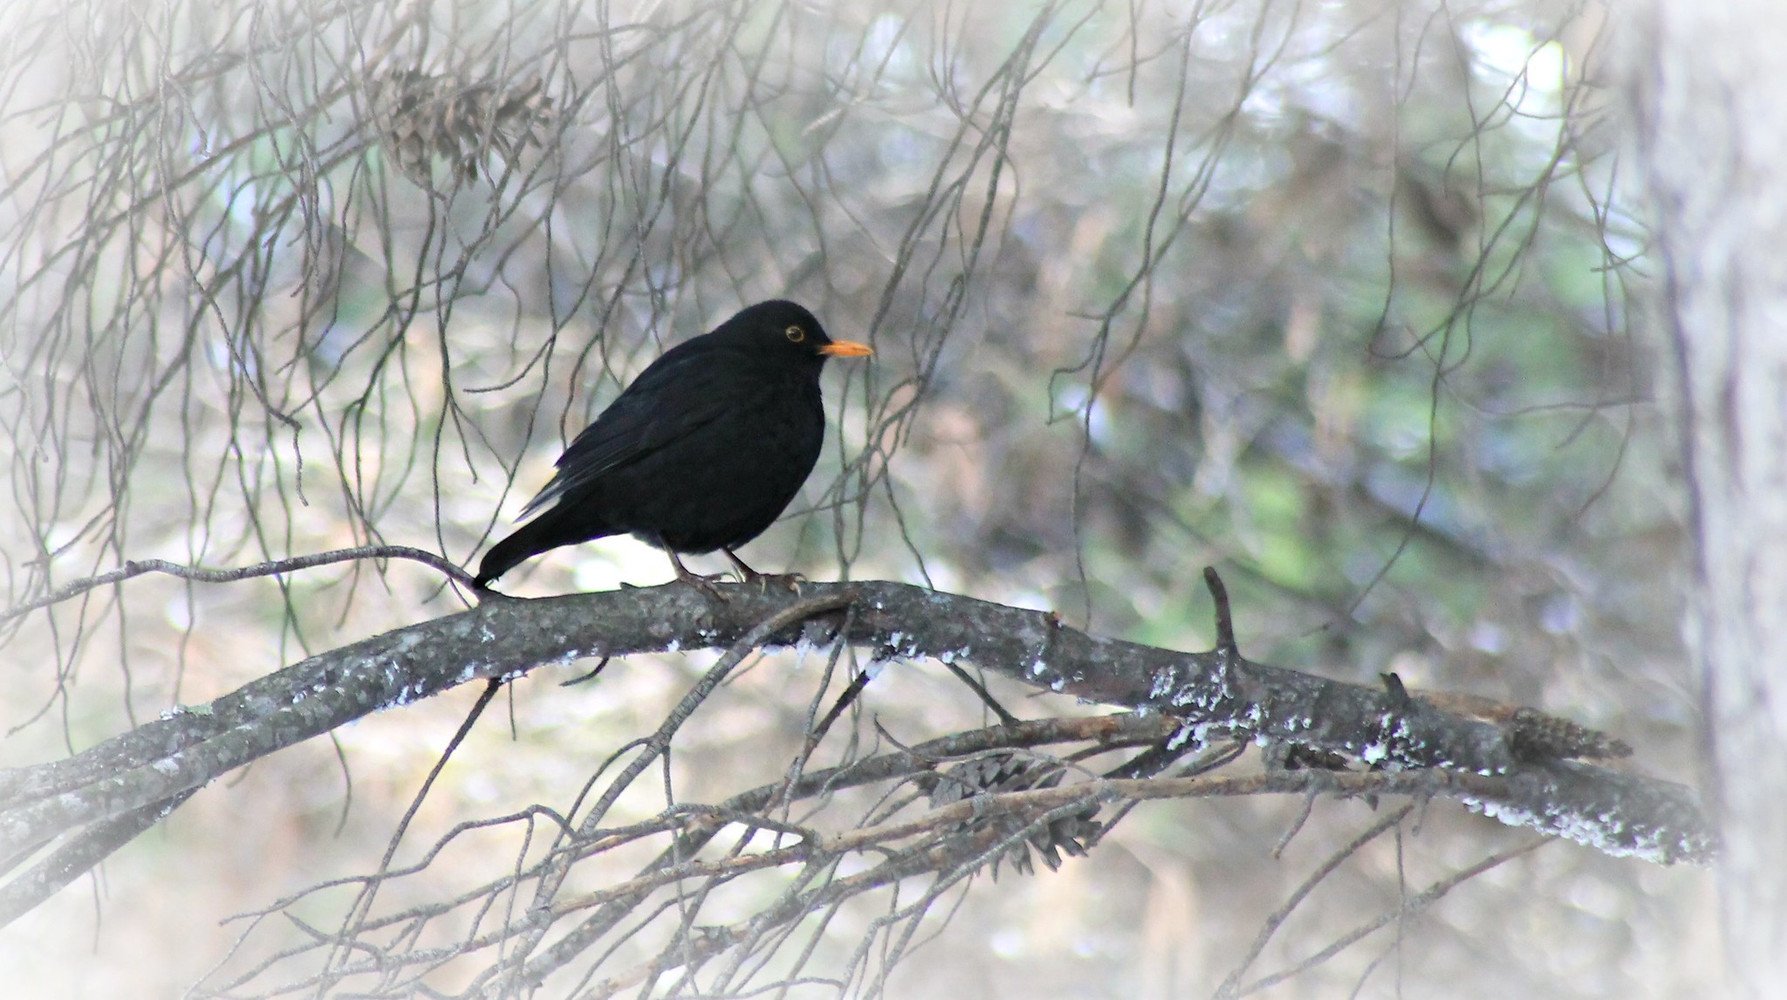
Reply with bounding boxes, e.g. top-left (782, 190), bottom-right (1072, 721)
top-left (674, 566), bottom-right (733, 602)
top-left (665, 551), bottom-right (732, 601)
top-left (721, 548), bottom-right (803, 593)
top-left (739, 570), bottom-right (806, 594)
